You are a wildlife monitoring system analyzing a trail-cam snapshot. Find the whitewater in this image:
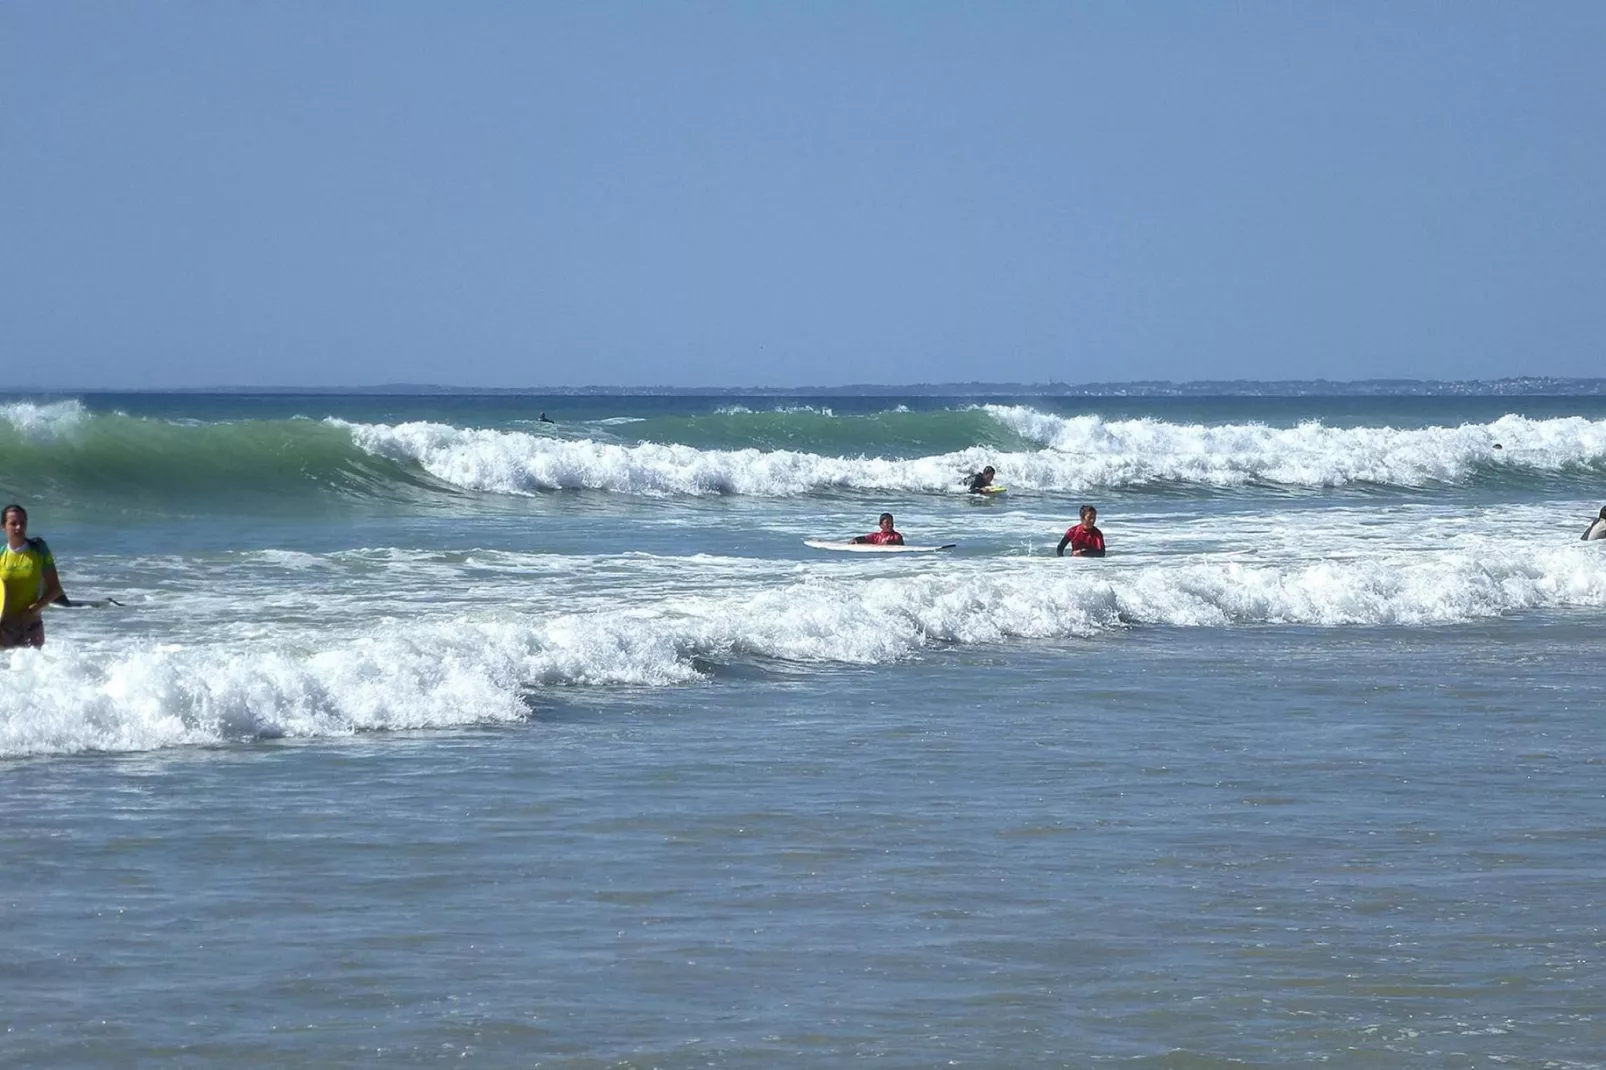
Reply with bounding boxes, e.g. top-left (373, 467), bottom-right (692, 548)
top-left (6, 391), bottom-right (1606, 758)
top-left (339, 406), bottom-right (1606, 496)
